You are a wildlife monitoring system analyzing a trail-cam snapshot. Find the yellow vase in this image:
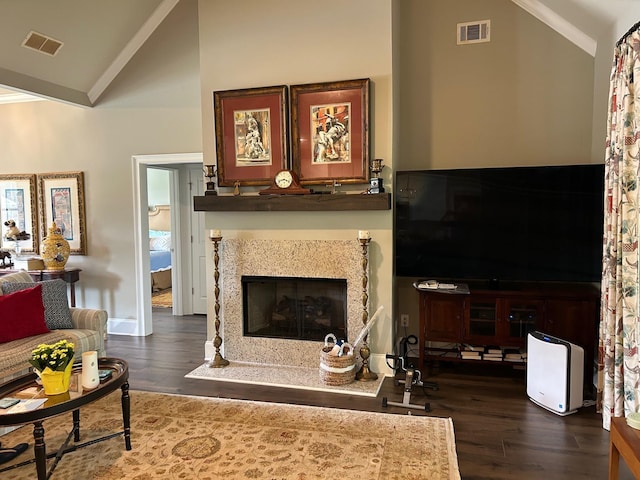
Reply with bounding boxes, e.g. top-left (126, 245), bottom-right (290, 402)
top-left (38, 359), bottom-right (74, 395)
top-left (40, 222), bottom-right (70, 270)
